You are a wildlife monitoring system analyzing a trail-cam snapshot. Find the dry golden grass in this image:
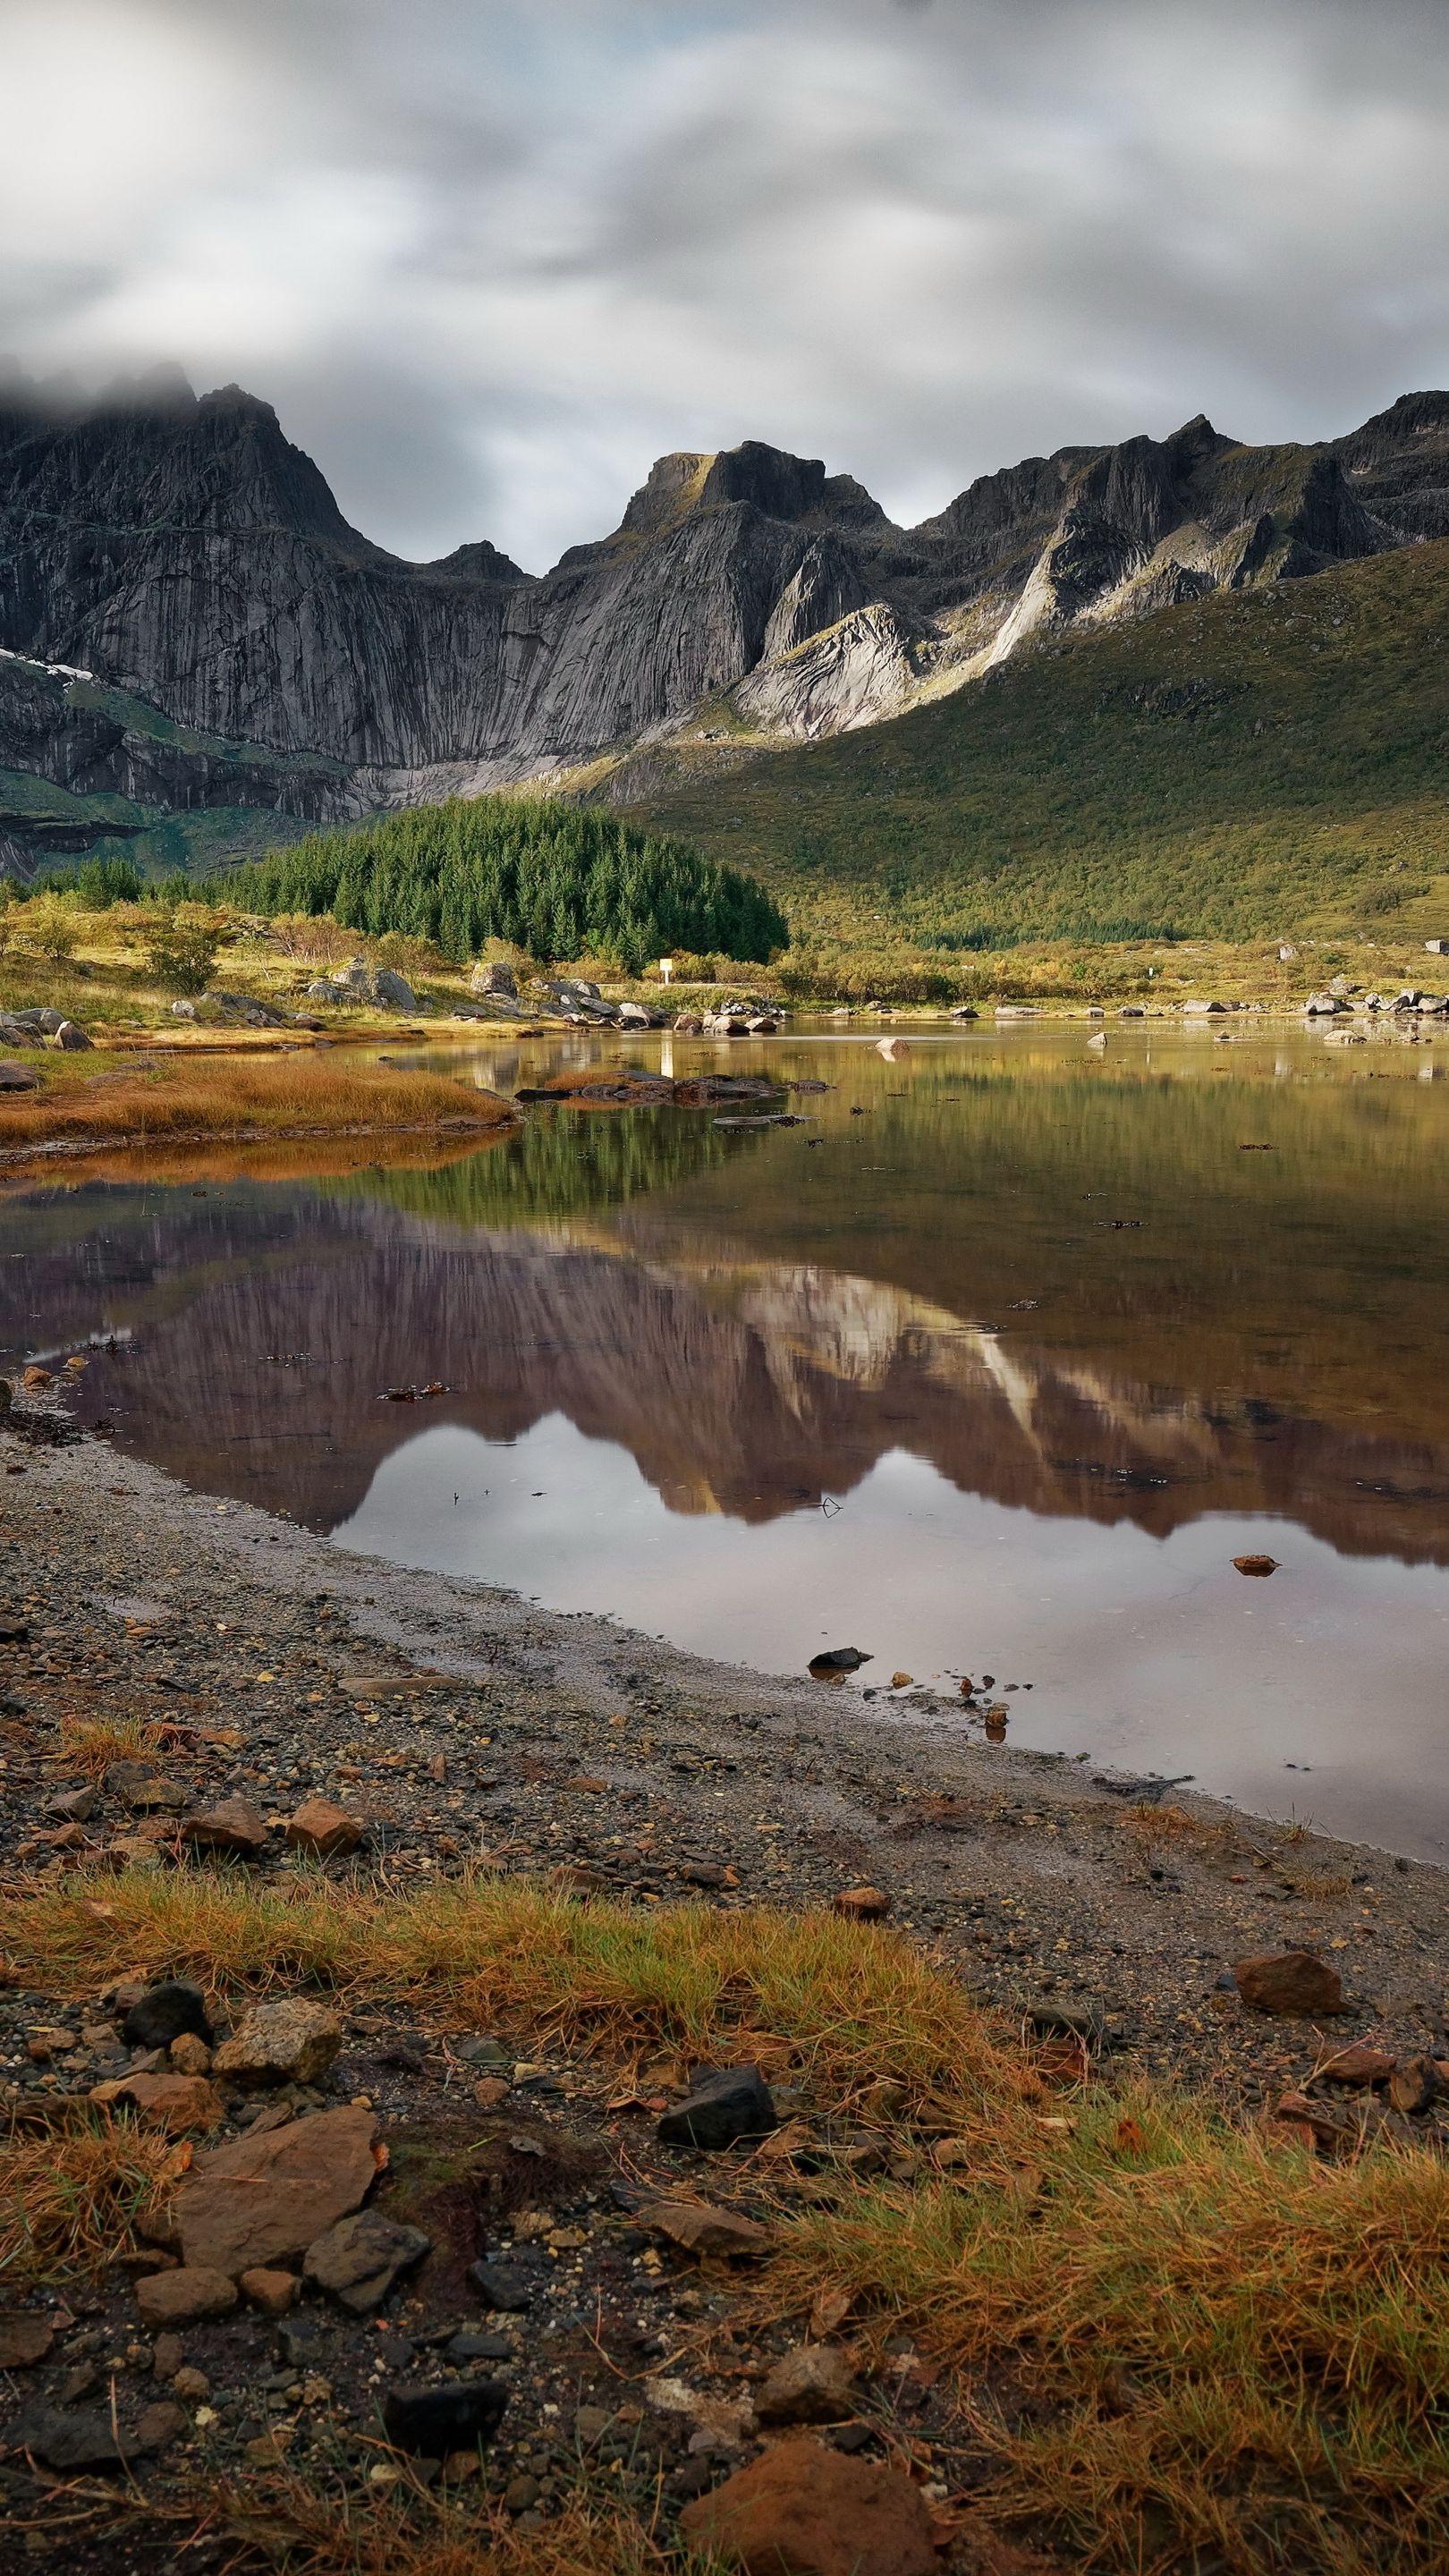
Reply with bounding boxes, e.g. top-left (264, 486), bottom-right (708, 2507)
top-left (57, 1713), bottom-right (169, 1776)
top-left (8, 1870), bottom-right (1449, 2570)
top-left (0, 1054), bottom-right (516, 1160)
top-left (0, 2107), bottom-right (180, 2279)
top-left (6, 1869), bottom-right (1009, 2112)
